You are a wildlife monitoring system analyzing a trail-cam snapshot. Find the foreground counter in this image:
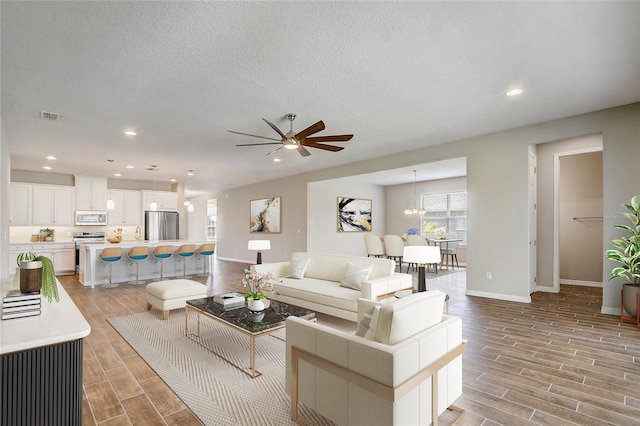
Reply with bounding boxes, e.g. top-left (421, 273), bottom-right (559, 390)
top-left (1, 278), bottom-right (91, 425)
top-left (79, 240), bottom-right (212, 287)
